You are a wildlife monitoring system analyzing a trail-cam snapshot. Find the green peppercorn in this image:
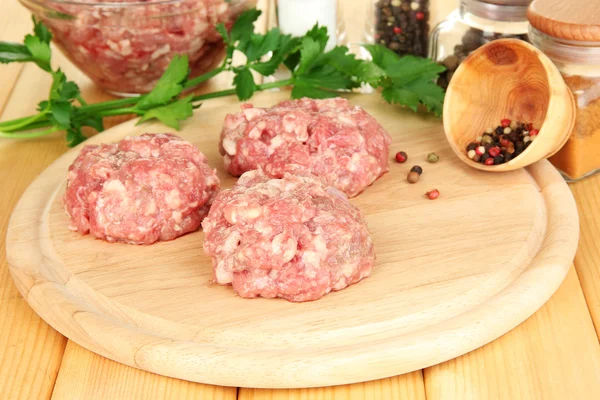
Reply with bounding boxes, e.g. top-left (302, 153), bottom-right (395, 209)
top-left (427, 152), bottom-right (439, 163)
